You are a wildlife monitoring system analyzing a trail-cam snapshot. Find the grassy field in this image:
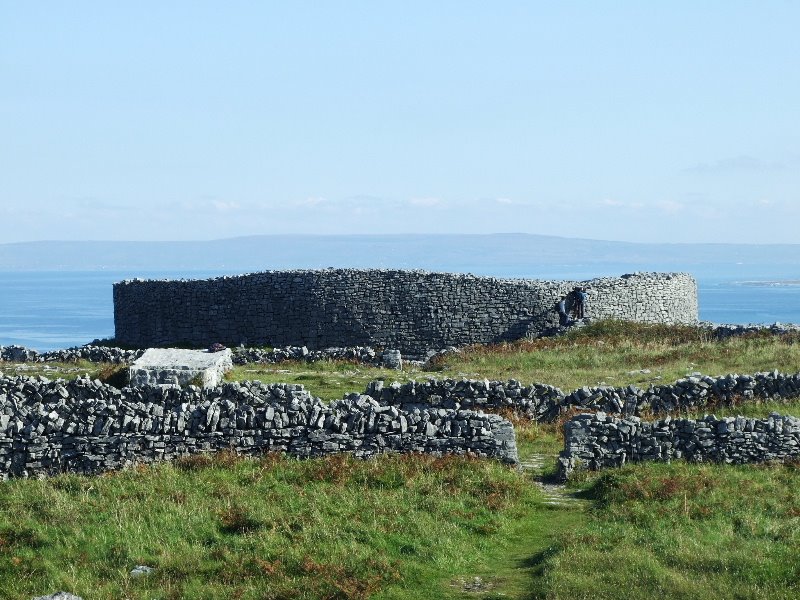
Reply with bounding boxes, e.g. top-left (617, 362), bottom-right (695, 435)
top-left (0, 451), bottom-right (575, 600)
top-left (1, 430), bottom-right (798, 599)
top-left (547, 460), bottom-right (800, 600)
top-left (2, 321), bottom-right (800, 598)
top-left (227, 321), bottom-right (800, 398)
